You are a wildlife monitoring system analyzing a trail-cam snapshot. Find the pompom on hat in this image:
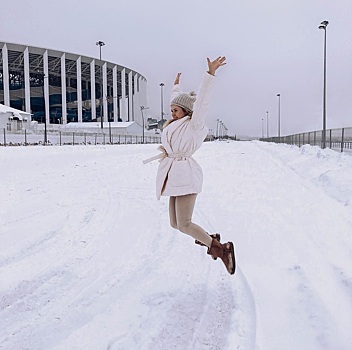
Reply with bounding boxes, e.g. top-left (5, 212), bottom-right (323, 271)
top-left (171, 91), bottom-right (197, 113)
